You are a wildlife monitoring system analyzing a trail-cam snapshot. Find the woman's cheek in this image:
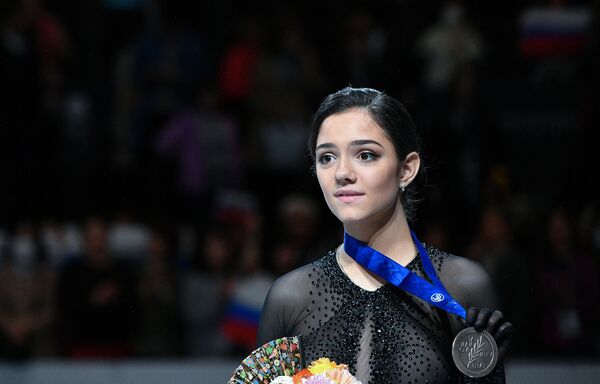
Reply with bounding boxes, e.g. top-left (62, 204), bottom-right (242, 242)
top-left (373, 173), bottom-right (400, 203)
